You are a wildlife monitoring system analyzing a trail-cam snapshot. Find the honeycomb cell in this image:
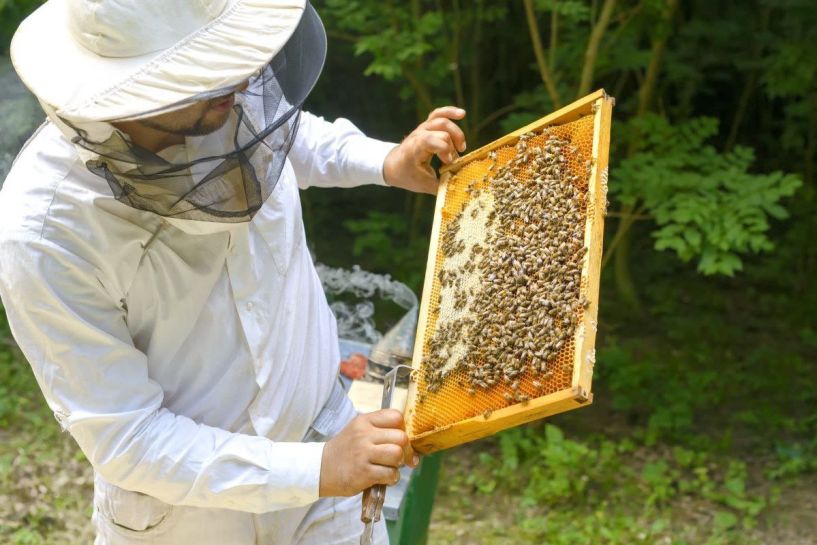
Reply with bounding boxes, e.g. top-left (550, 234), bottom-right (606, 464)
top-left (410, 114), bottom-right (597, 437)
